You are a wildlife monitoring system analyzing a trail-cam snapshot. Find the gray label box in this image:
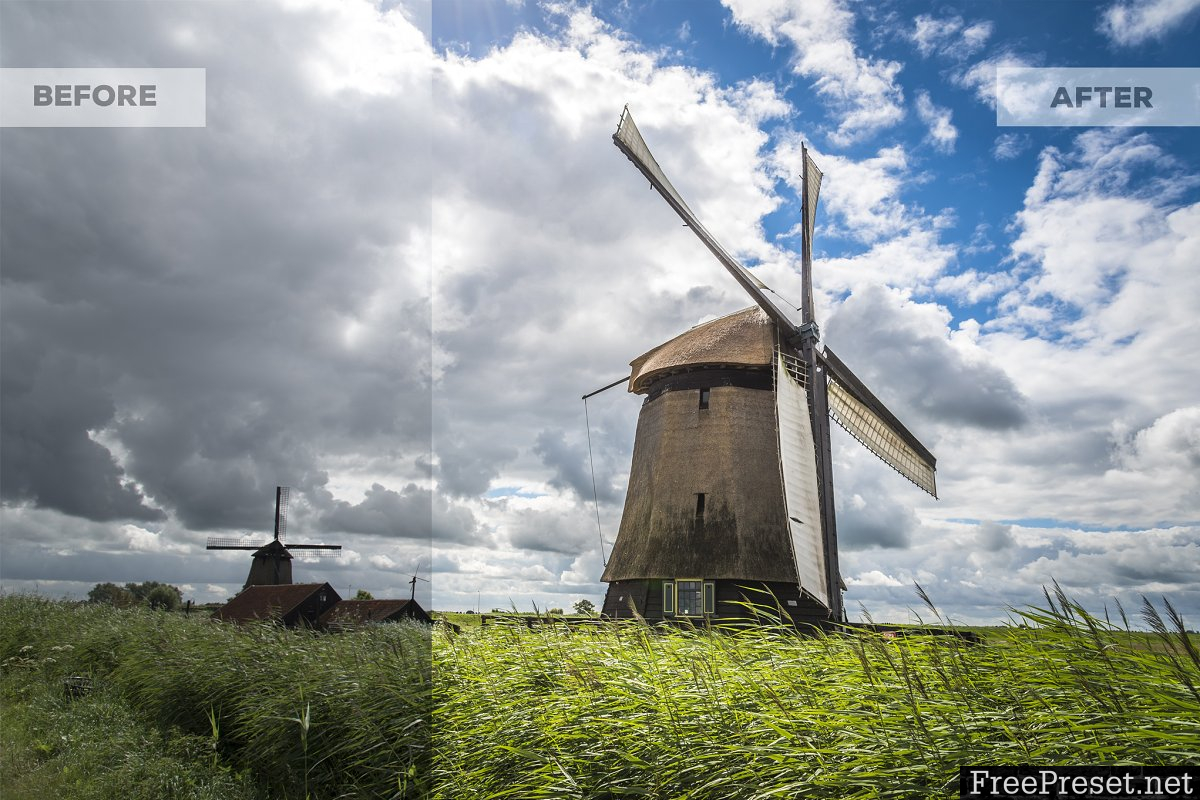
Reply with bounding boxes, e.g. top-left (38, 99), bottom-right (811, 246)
top-left (1, 68), bottom-right (206, 127)
top-left (997, 67), bottom-right (1200, 127)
